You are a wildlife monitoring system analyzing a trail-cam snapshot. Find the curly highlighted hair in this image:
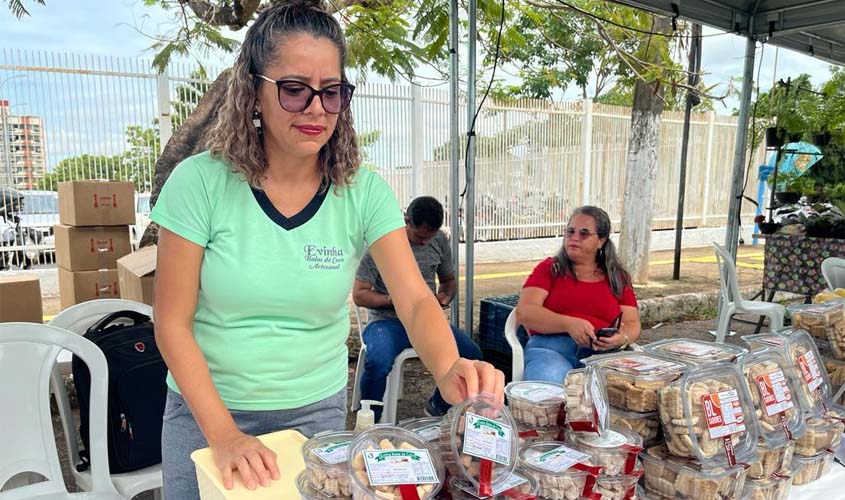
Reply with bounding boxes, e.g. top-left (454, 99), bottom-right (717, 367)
top-left (207, 1), bottom-right (359, 188)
